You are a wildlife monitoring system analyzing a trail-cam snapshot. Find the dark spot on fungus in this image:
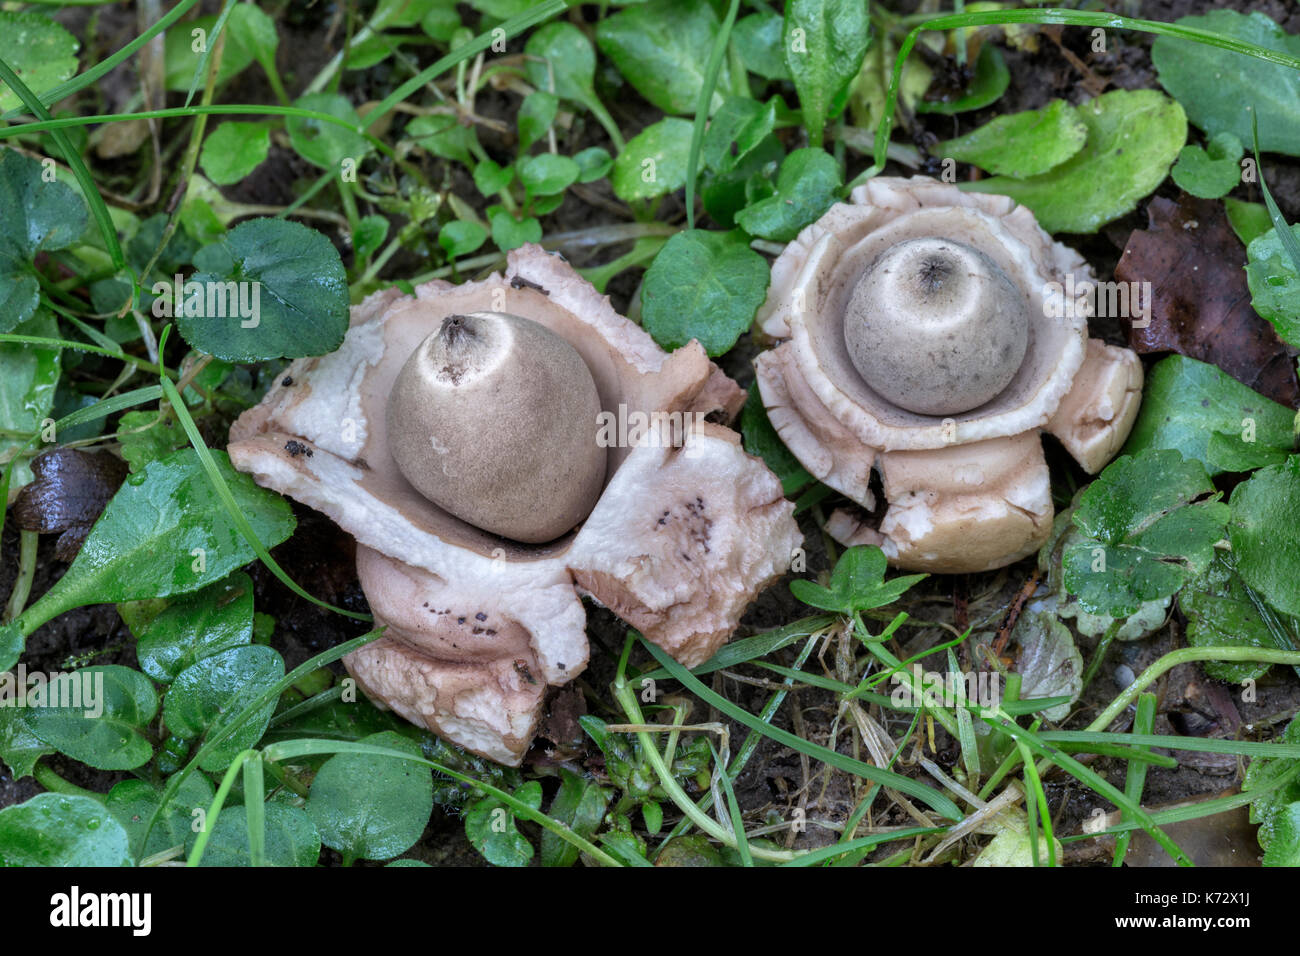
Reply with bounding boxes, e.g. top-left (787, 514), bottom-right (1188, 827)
top-left (475, 612), bottom-right (487, 621)
top-left (281, 376), bottom-right (294, 387)
top-left (510, 275), bottom-right (549, 295)
top-left (285, 440), bottom-right (313, 458)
